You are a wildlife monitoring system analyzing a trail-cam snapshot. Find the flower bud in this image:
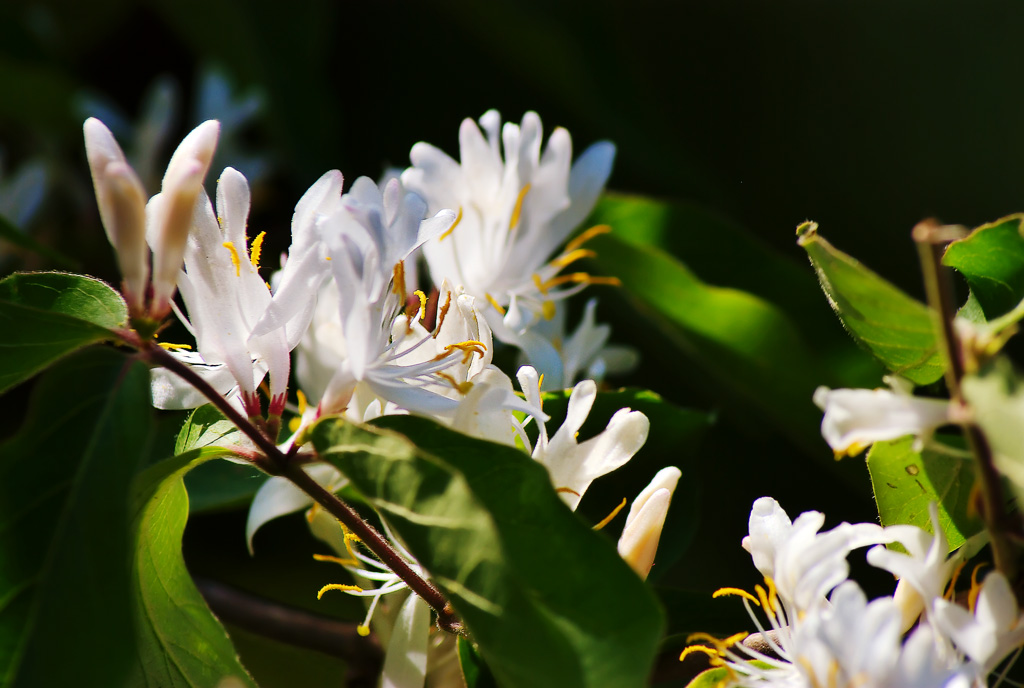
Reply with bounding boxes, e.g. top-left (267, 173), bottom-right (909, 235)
top-left (617, 466), bottom-right (681, 579)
